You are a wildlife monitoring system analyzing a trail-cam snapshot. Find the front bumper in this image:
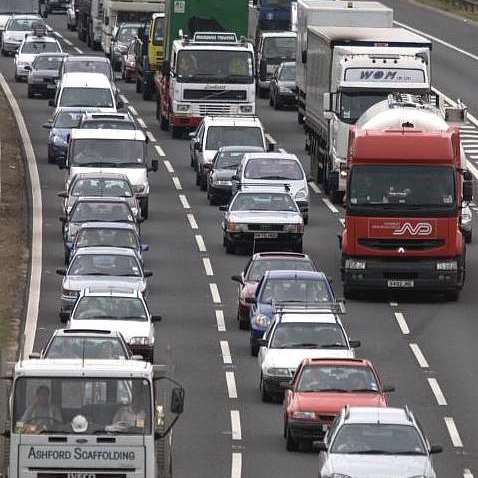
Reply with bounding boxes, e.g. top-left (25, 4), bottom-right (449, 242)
top-left (170, 114), bottom-right (202, 129)
top-left (288, 419), bottom-right (327, 441)
top-left (226, 231), bottom-right (302, 249)
top-left (208, 183), bottom-right (232, 202)
top-left (341, 256), bottom-right (464, 292)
